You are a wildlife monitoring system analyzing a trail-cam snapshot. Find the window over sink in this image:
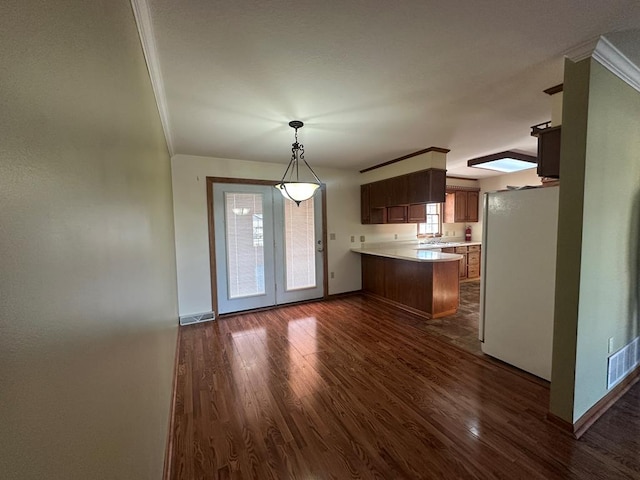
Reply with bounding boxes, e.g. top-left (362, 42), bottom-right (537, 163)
top-left (417, 203), bottom-right (442, 237)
